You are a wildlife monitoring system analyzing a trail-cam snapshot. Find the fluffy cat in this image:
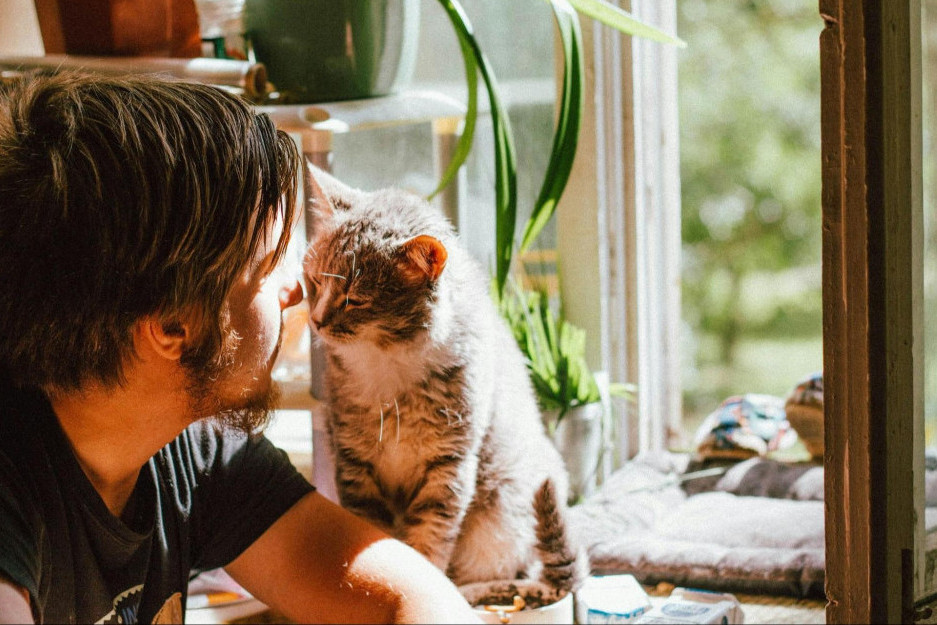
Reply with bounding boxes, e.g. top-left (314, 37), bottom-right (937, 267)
top-left (301, 166), bottom-right (585, 589)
